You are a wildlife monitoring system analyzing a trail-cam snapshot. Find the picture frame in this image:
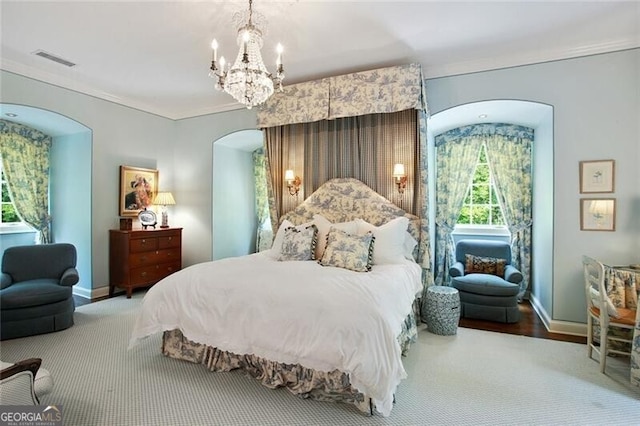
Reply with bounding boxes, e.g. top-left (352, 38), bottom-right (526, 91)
top-left (580, 198), bottom-right (615, 231)
top-left (579, 159), bottom-right (614, 193)
top-left (119, 166), bottom-right (159, 216)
